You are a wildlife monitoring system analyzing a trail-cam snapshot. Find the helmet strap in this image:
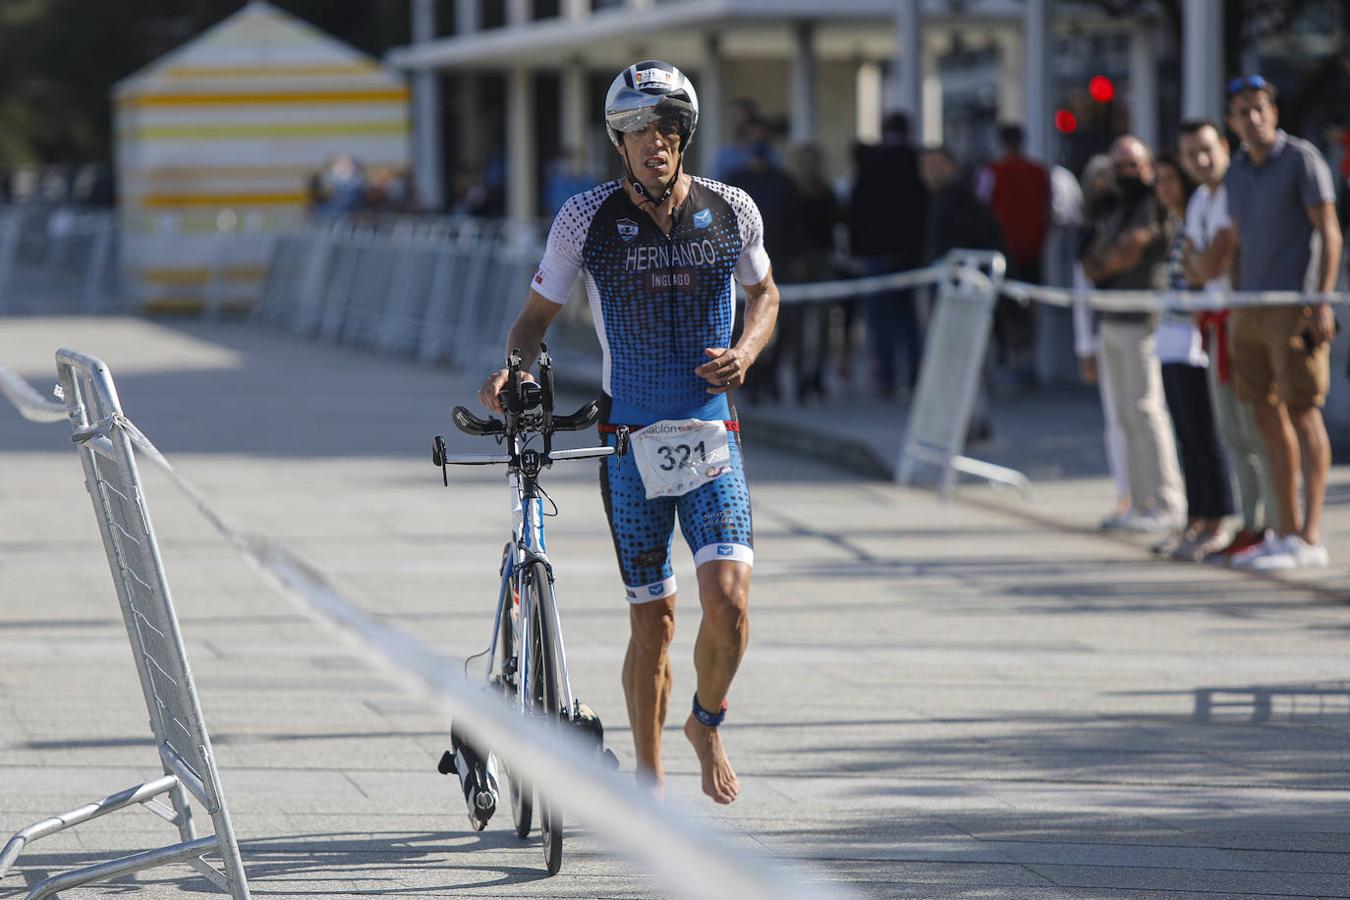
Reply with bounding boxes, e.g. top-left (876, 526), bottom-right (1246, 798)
top-left (619, 143), bottom-right (684, 208)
